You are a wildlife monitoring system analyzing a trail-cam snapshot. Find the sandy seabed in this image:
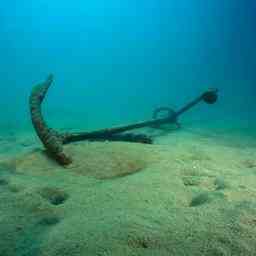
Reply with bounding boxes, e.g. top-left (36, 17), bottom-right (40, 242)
top-left (0, 123), bottom-right (256, 256)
